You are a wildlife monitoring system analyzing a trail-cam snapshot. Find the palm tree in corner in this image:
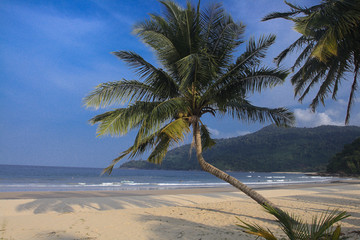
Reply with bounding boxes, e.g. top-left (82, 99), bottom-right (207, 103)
top-left (263, 0), bottom-right (360, 124)
top-left (84, 1), bottom-right (294, 210)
